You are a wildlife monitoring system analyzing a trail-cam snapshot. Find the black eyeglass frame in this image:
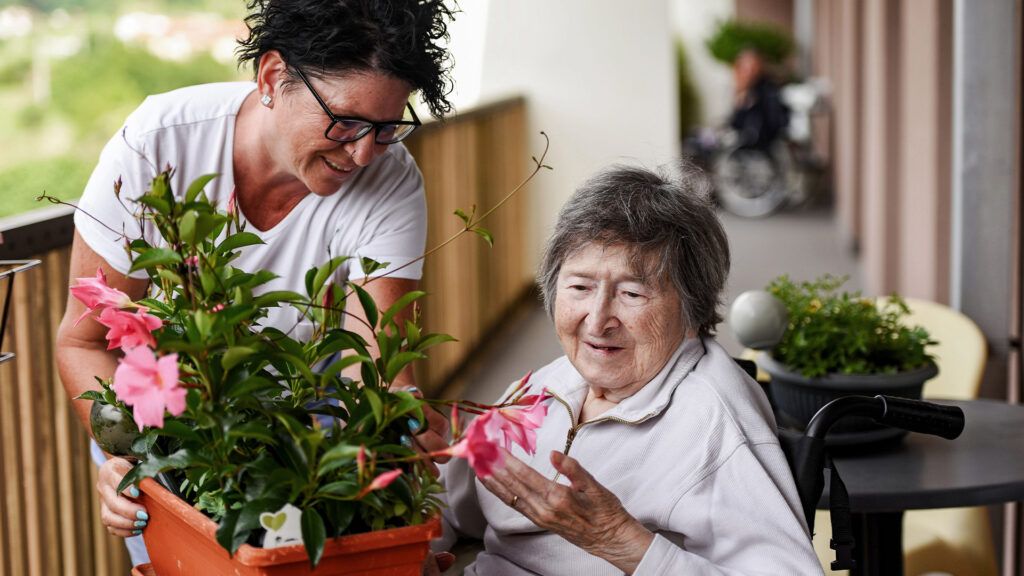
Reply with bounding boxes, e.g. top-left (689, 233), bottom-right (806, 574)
top-left (292, 67), bottom-right (420, 145)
